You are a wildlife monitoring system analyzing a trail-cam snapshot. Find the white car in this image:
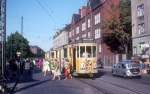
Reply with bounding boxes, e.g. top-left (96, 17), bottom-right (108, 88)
top-left (112, 60), bottom-right (141, 78)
